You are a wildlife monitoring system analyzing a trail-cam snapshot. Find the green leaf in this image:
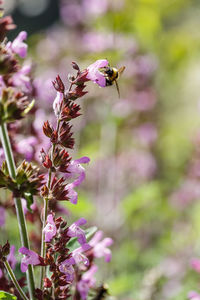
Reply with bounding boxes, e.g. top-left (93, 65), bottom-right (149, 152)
top-left (0, 291), bottom-right (17, 299)
top-left (23, 192), bottom-right (33, 212)
top-left (67, 226), bottom-right (97, 251)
